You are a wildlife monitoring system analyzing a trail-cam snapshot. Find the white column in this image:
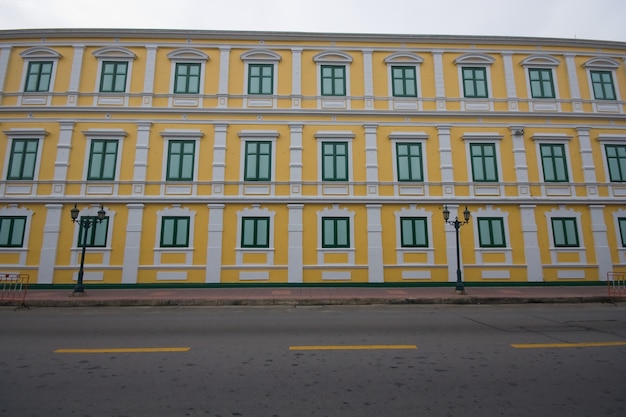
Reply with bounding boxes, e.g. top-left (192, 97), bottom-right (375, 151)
top-left (291, 48), bottom-right (302, 108)
top-left (502, 52), bottom-right (518, 111)
top-left (578, 127), bottom-right (598, 197)
top-left (433, 50), bottom-right (446, 110)
top-left (287, 204), bottom-right (304, 283)
top-left (206, 204), bottom-right (225, 283)
top-left (52, 121), bottom-right (75, 197)
top-left (132, 121), bottom-right (151, 196)
top-left (364, 124), bottom-right (379, 195)
top-left (289, 124), bottom-right (303, 196)
top-left (212, 123), bottom-right (228, 195)
top-left (121, 204), bottom-right (144, 284)
top-left (520, 205), bottom-right (543, 282)
top-left (444, 204), bottom-right (460, 283)
top-left (218, 47), bottom-right (231, 108)
top-left (366, 204), bottom-right (384, 283)
top-left (565, 54), bottom-right (583, 112)
top-left (37, 204), bottom-right (63, 284)
top-left (363, 48), bottom-right (374, 109)
top-left (142, 45), bottom-right (157, 107)
top-left (590, 205), bottom-right (612, 281)
top-left (438, 125), bottom-right (454, 196)
top-left (66, 45), bottom-right (84, 106)
top-left (510, 126), bottom-right (529, 196)
top-left (0, 46), bottom-right (11, 105)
